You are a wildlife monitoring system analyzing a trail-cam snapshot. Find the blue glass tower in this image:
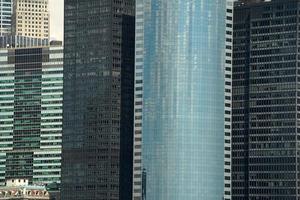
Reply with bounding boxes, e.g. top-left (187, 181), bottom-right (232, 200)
top-left (133, 0), bottom-right (227, 199)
